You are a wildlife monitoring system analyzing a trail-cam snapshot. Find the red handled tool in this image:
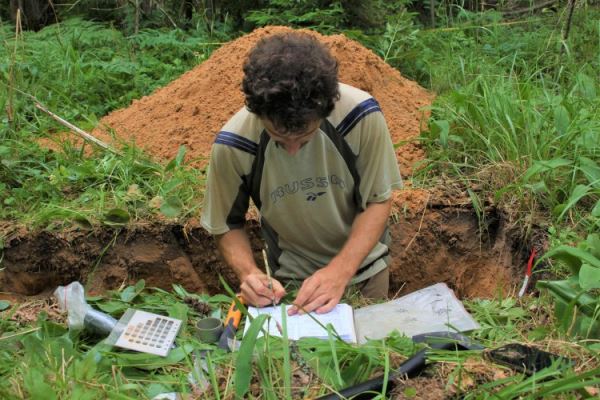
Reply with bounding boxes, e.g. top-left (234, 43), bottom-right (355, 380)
top-left (217, 295), bottom-right (245, 351)
top-left (518, 248), bottom-right (537, 297)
